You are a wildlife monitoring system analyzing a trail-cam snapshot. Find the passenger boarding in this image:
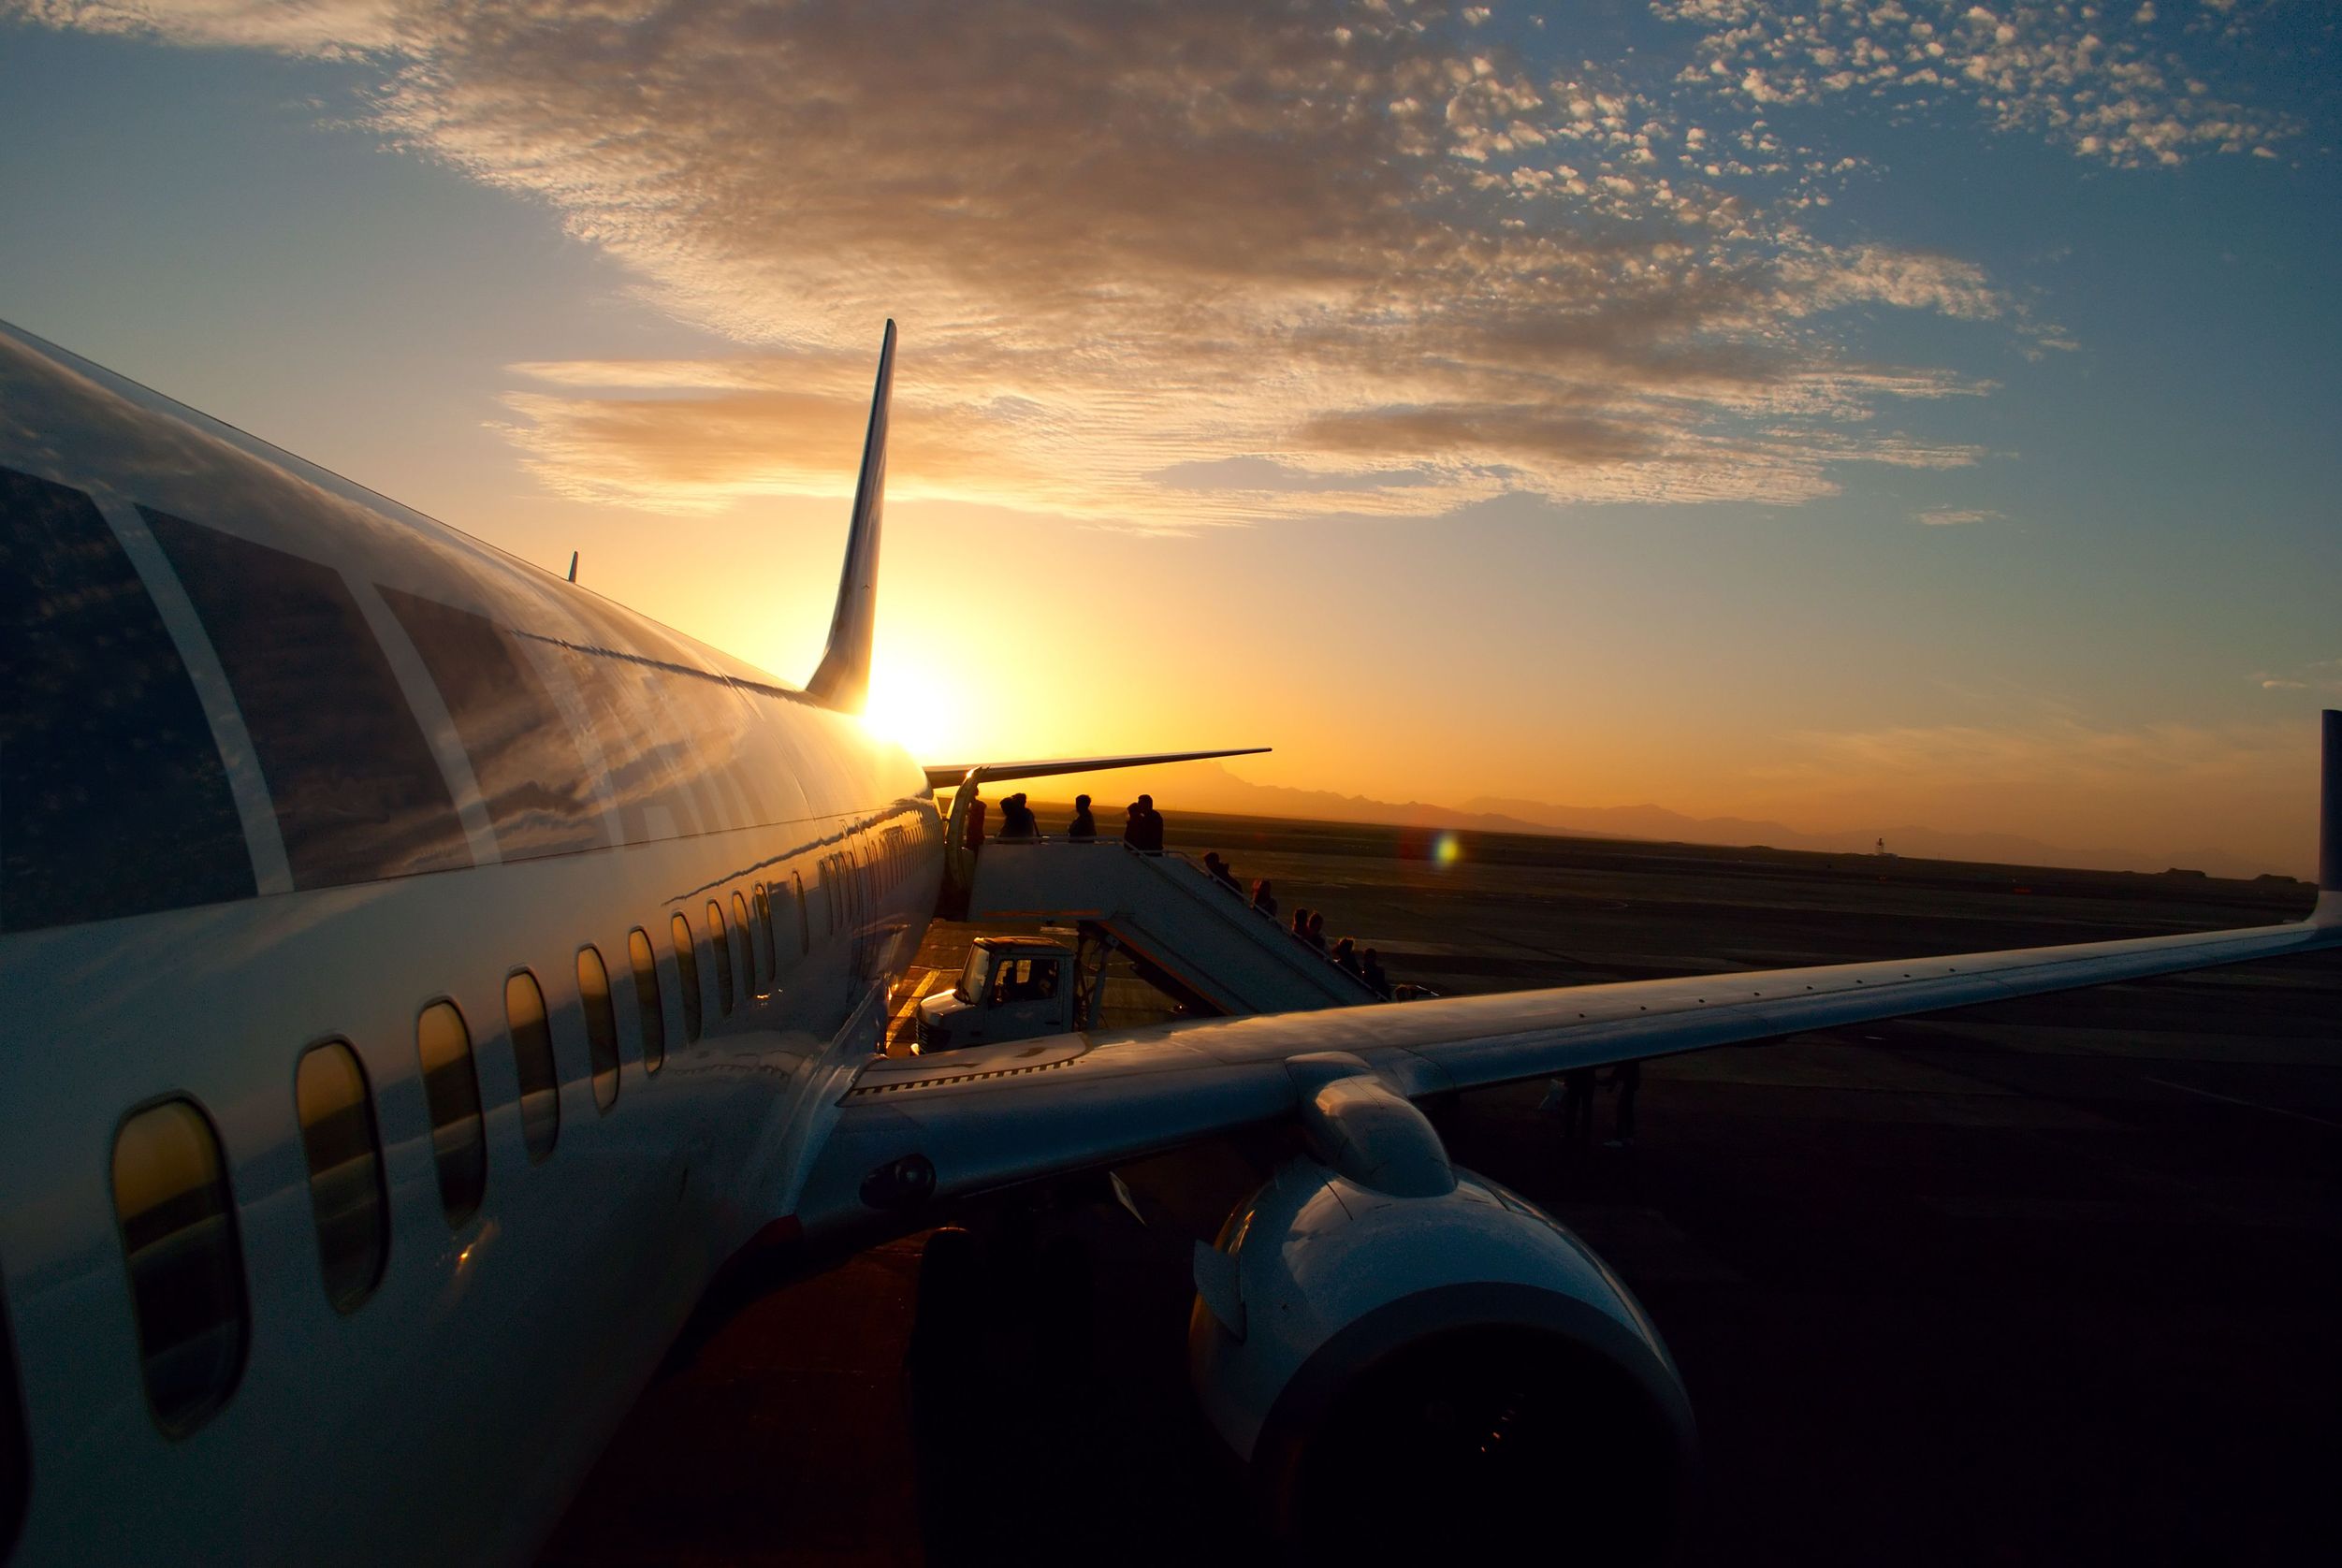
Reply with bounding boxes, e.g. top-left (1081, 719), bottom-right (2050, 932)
top-left (0, 317), bottom-right (2335, 1564)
